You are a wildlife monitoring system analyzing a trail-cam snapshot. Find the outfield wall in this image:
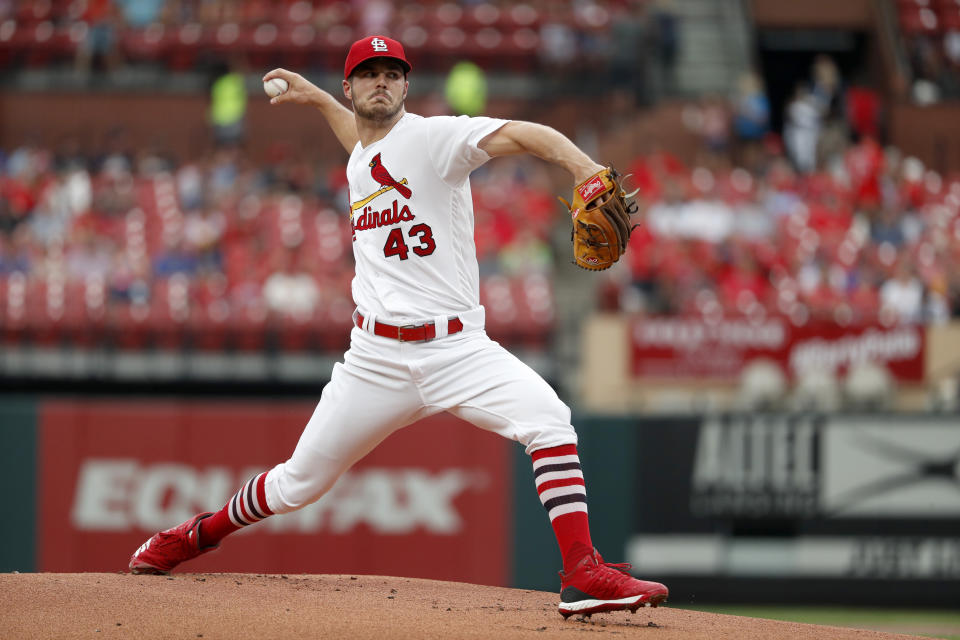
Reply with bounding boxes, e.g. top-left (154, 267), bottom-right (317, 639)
top-left (2, 399), bottom-right (512, 586)
top-left (1, 399), bottom-right (957, 606)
